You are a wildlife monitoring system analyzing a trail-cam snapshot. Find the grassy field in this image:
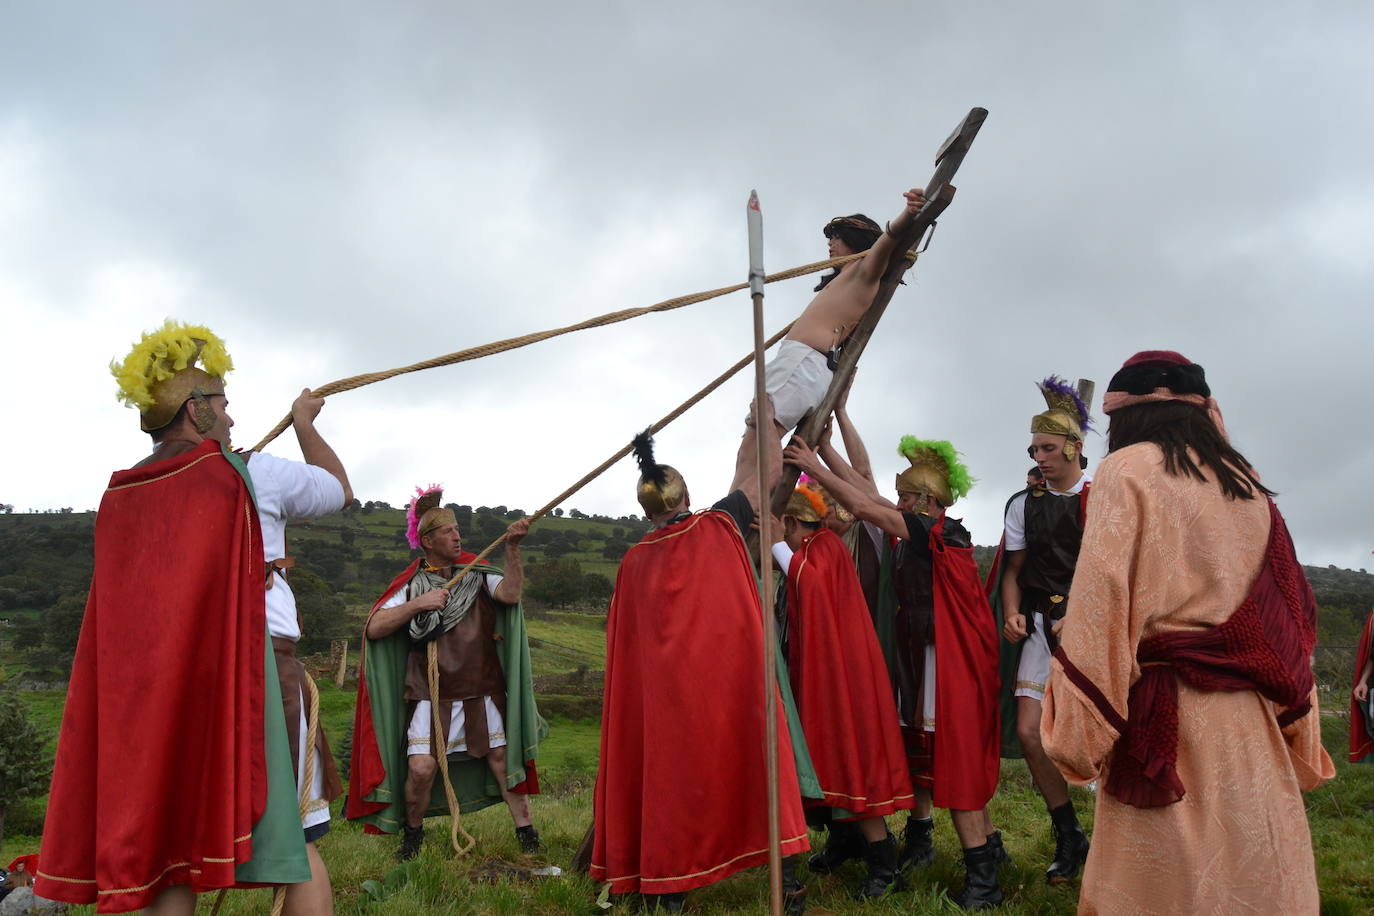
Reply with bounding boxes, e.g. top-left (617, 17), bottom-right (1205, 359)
top-left (5, 702), bottom-right (1374, 914)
